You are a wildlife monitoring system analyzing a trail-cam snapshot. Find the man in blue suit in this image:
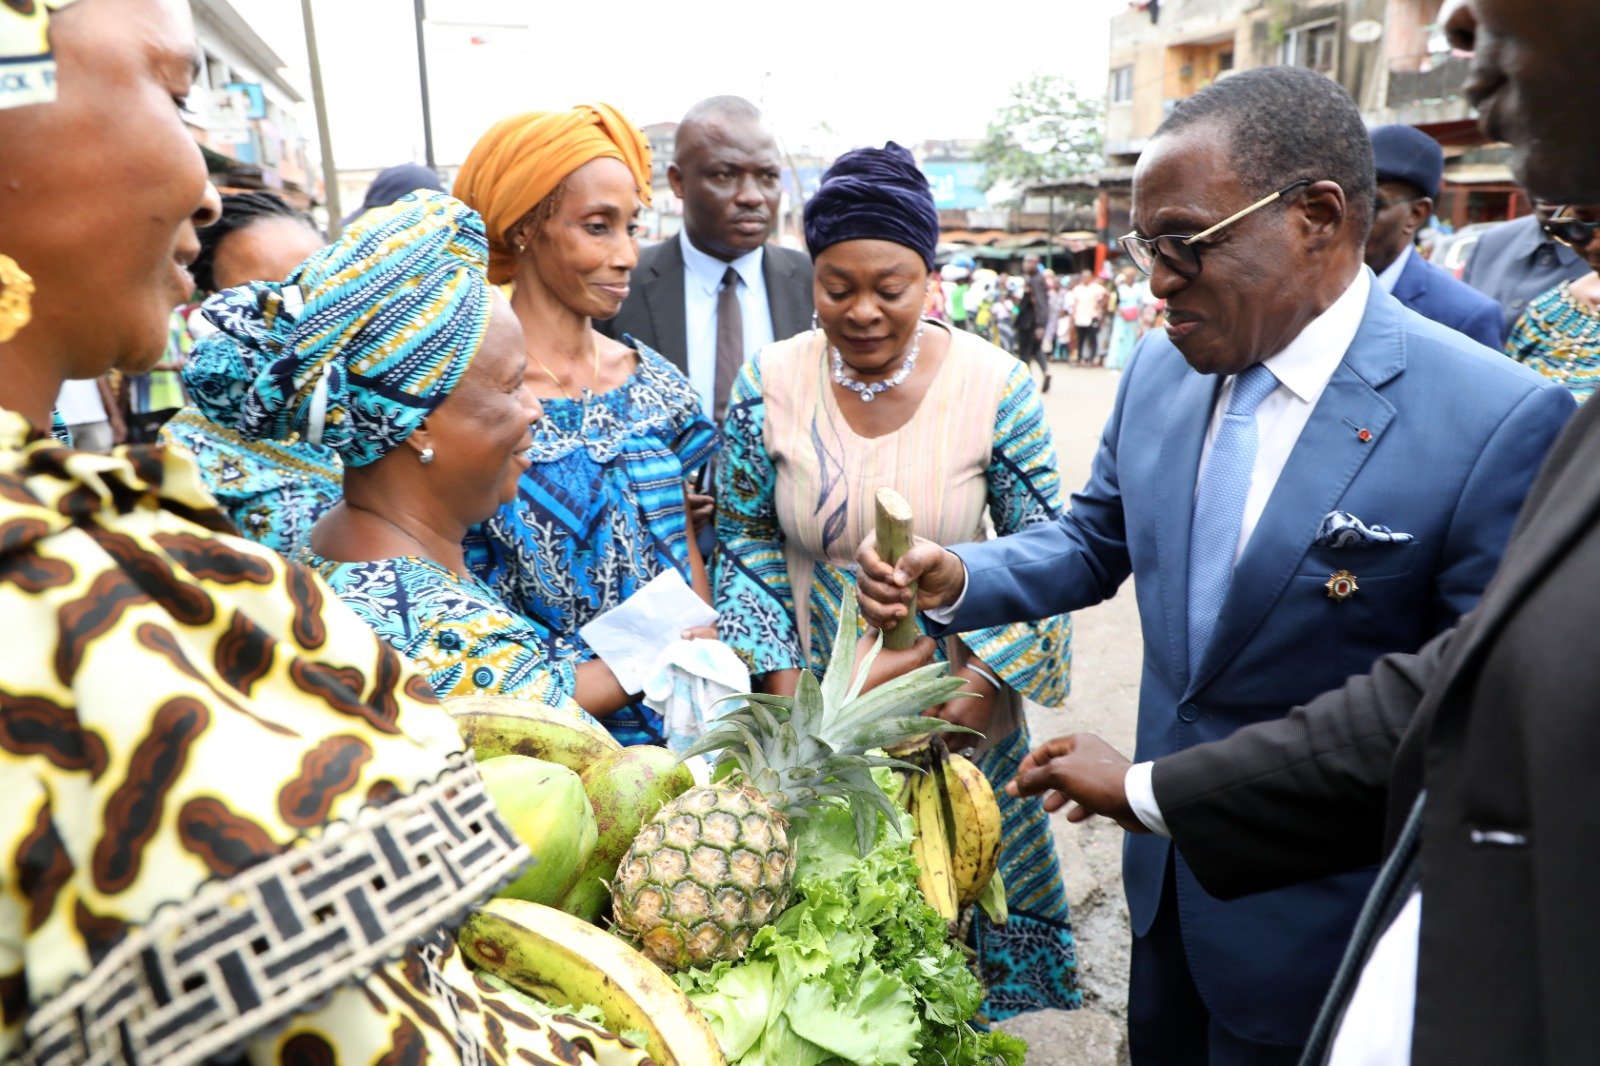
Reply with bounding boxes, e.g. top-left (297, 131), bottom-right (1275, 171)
top-left (857, 68), bottom-right (1574, 1064)
top-left (1365, 125), bottom-right (1503, 349)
